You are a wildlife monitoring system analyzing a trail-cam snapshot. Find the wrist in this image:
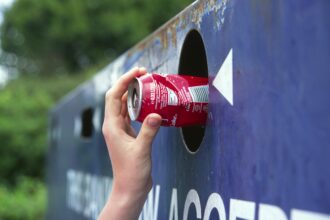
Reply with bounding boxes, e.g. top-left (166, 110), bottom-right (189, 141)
top-left (110, 180), bottom-right (149, 205)
top-left (112, 176), bottom-right (152, 199)
top-left (99, 182), bottom-right (149, 220)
